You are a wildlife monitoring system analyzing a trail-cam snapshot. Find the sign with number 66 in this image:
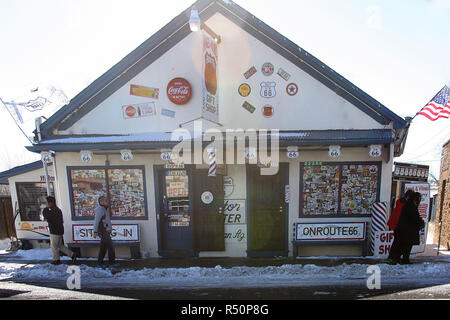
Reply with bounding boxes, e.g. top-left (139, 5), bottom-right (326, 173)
top-left (287, 151), bottom-right (299, 159)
